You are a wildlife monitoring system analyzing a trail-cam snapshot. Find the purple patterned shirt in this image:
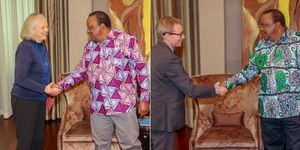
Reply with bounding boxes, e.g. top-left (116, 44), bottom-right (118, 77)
top-left (59, 29), bottom-right (150, 115)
